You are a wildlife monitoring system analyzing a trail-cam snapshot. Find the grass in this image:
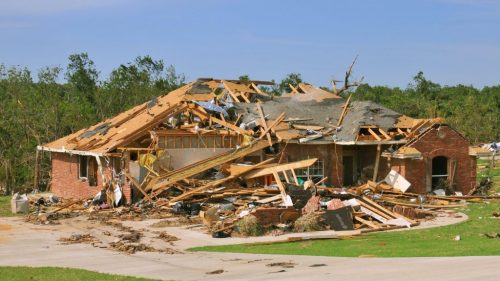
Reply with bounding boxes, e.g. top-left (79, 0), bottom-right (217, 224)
top-left (477, 158), bottom-right (500, 193)
top-left (0, 195), bottom-right (16, 217)
top-left (0, 266), bottom-right (162, 281)
top-left (191, 201), bottom-right (500, 257)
